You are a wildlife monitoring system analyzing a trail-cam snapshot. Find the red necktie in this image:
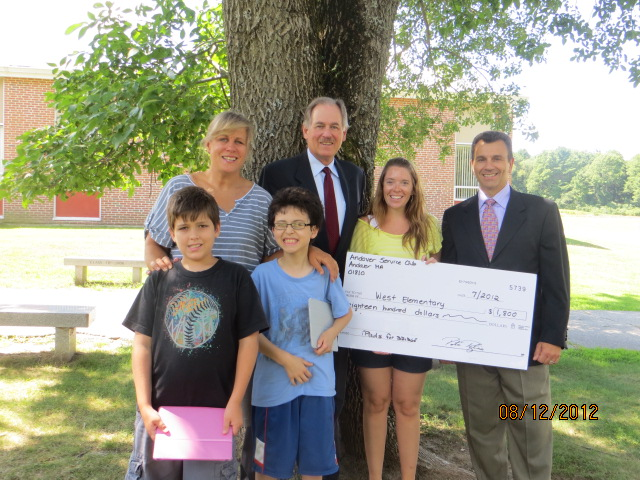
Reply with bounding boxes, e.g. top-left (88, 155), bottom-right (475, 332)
top-left (322, 167), bottom-right (340, 254)
top-left (481, 198), bottom-right (499, 260)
